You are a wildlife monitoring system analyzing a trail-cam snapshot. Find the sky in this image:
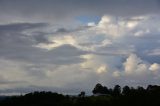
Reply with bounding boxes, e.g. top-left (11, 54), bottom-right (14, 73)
top-left (0, 0), bottom-right (160, 95)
